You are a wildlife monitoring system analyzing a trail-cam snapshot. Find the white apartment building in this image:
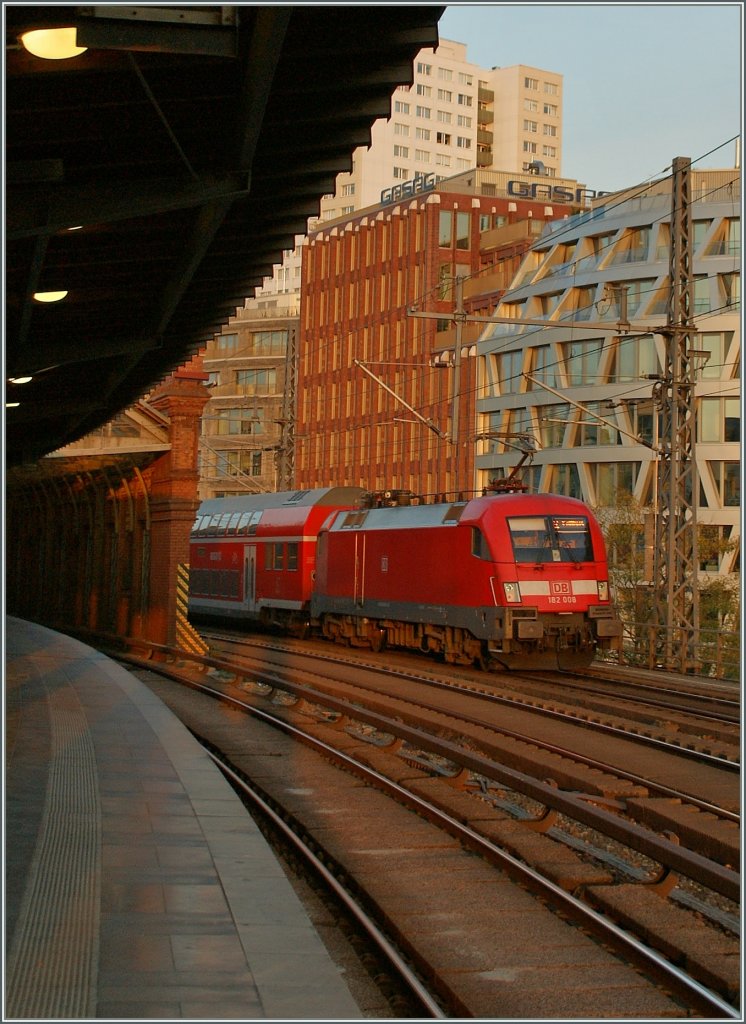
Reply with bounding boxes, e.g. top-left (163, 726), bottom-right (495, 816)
top-left (318, 39), bottom-right (563, 222)
top-left (475, 169), bottom-right (741, 579)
